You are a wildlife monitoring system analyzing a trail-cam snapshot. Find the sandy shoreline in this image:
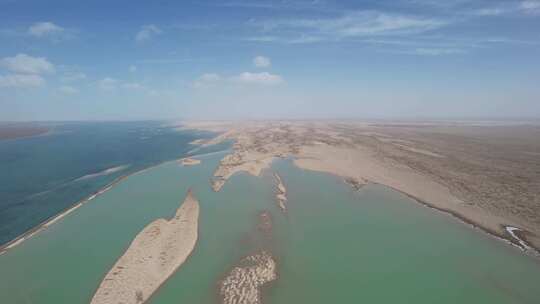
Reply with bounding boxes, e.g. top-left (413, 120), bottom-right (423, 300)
top-left (0, 149), bottom-right (223, 256)
top-left (0, 173), bottom-right (131, 255)
top-left (182, 120), bottom-right (540, 256)
top-left (381, 184), bottom-right (539, 254)
top-left (90, 189), bottom-right (199, 304)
